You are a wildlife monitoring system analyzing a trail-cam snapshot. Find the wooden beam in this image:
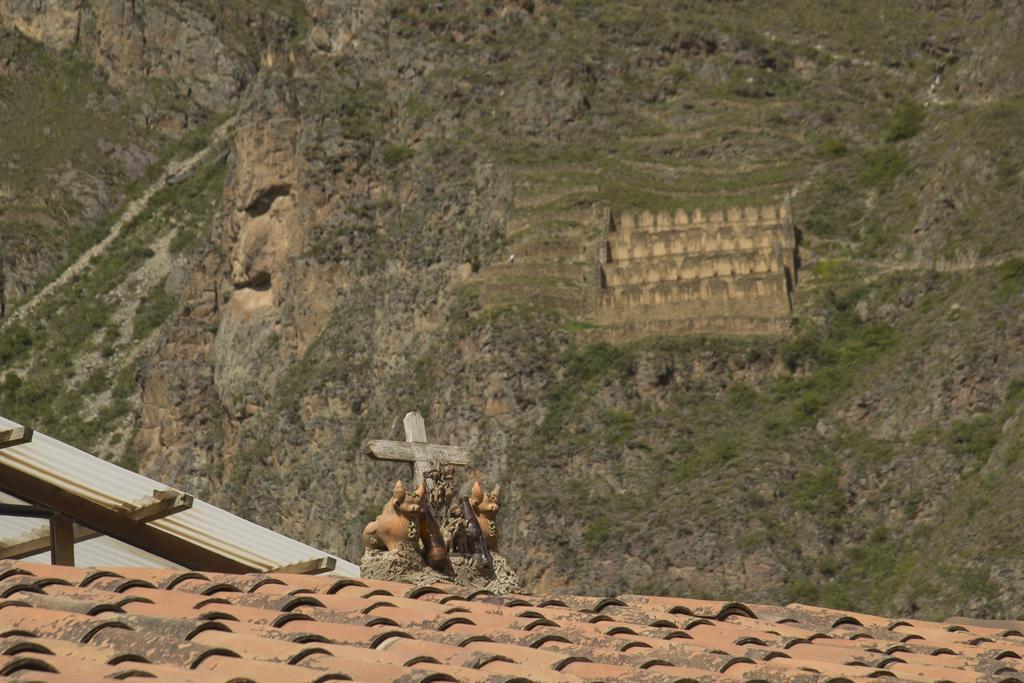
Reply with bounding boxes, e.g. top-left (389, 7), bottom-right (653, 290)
top-left (267, 556), bottom-right (337, 575)
top-left (0, 465), bottom-right (255, 572)
top-left (49, 514), bottom-right (74, 566)
top-left (0, 489), bottom-right (194, 561)
top-left (364, 440), bottom-right (471, 466)
top-left (0, 427), bottom-right (33, 450)
top-left (117, 490), bottom-right (194, 521)
top-left (365, 439), bottom-right (472, 488)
